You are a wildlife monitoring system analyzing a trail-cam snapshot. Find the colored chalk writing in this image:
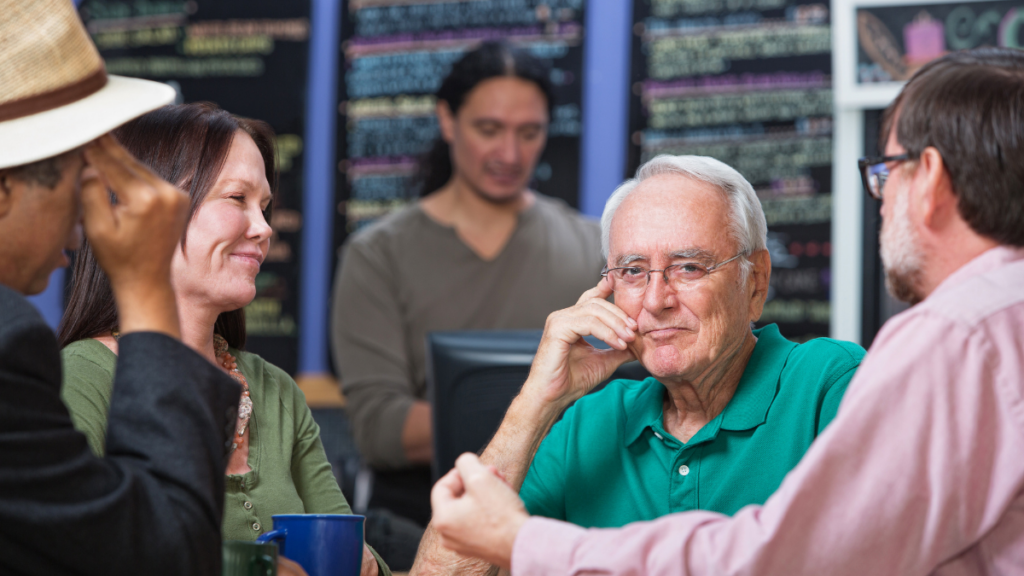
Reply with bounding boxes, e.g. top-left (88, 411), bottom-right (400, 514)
top-left (629, 0), bottom-right (833, 340)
